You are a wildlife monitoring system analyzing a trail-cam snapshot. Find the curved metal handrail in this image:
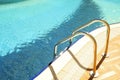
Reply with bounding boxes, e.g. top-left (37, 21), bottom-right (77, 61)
top-left (70, 19), bottom-right (110, 56)
top-left (54, 31), bottom-right (97, 75)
